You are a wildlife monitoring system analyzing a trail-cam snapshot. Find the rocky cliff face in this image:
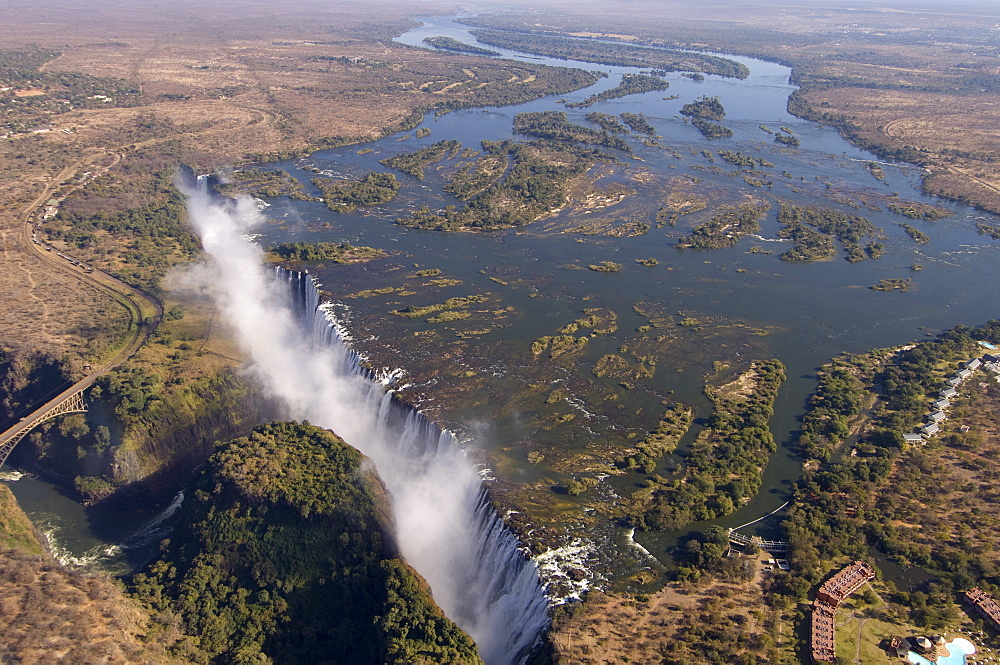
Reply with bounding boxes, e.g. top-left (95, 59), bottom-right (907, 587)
top-left (11, 369), bottom-right (281, 507)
